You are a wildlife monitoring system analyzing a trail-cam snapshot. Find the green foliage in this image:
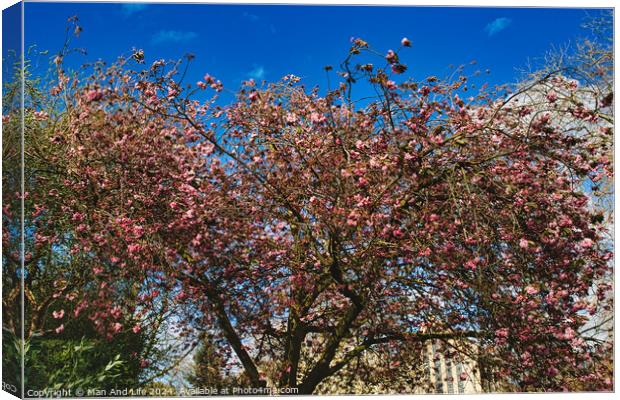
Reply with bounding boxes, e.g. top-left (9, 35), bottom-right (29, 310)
top-left (1, 332), bottom-right (23, 394)
top-left (186, 335), bottom-right (249, 390)
top-left (44, 338), bottom-right (124, 390)
top-left (25, 333), bottom-right (143, 391)
top-left (2, 49), bottom-right (150, 394)
top-left (187, 337), bottom-right (227, 389)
